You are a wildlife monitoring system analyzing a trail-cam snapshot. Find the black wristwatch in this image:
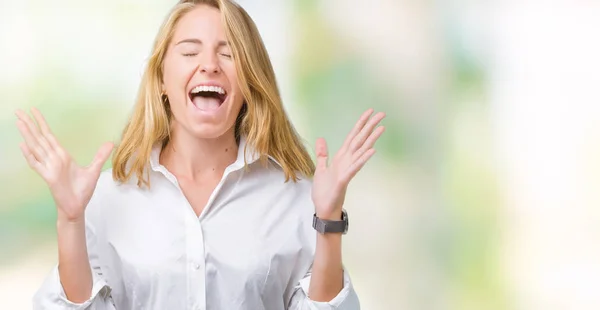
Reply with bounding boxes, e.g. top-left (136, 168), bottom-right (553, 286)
top-left (312, 209), bottom-right (349, 234)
